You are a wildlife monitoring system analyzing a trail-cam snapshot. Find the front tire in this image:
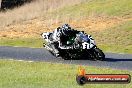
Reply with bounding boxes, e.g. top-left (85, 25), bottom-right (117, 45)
top-left (93, 48), bottom-right (105, 61)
